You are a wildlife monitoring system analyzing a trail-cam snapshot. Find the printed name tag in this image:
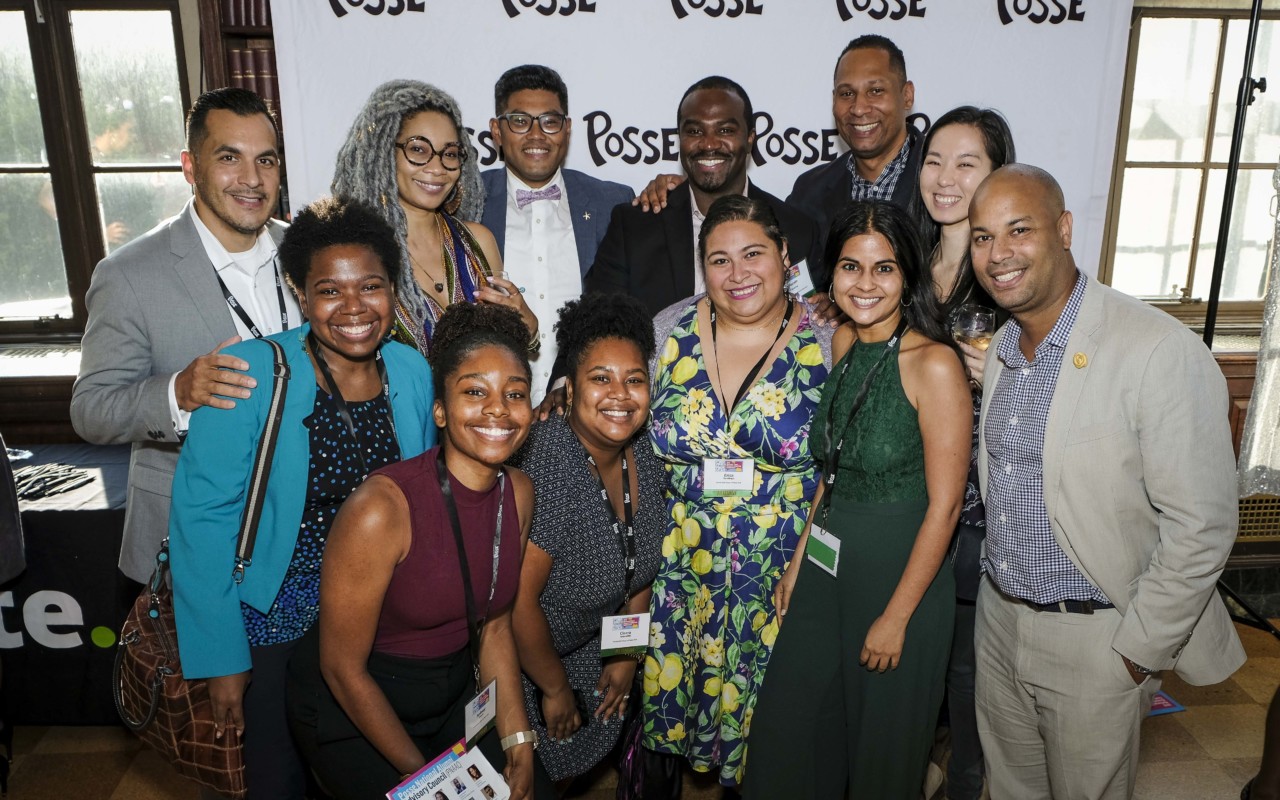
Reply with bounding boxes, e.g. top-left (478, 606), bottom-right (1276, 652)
top-left (788, 258), bottom-right (817, 298)
top-left (806, 524), bottom-right (840, 577)
top-left (601, 612), bottom-right (651, 657)
top-left (703, 458), bottom-right (755, 497)
top-left (464, 680), bottom-right (497, 745)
